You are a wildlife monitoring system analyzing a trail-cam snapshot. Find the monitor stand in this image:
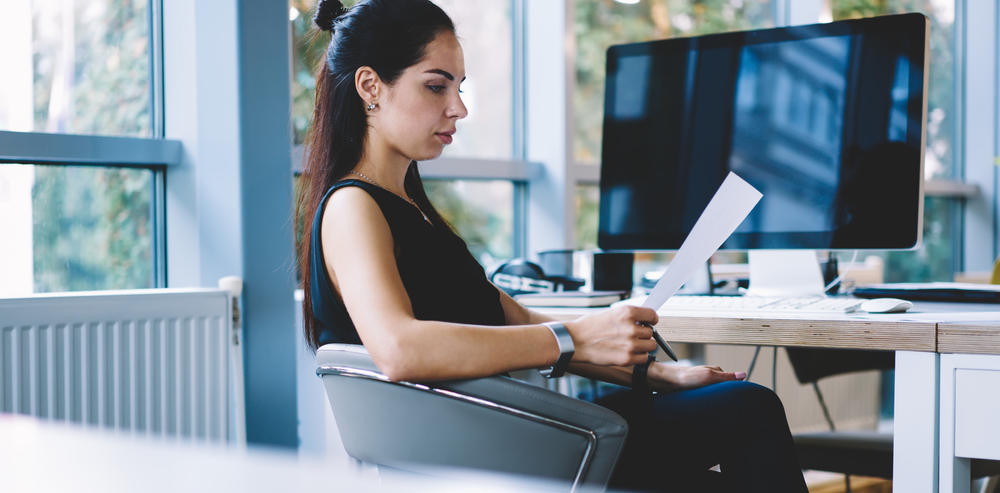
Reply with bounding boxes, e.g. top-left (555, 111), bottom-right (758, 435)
top-left (746, 250), bottom-right (827, 298)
